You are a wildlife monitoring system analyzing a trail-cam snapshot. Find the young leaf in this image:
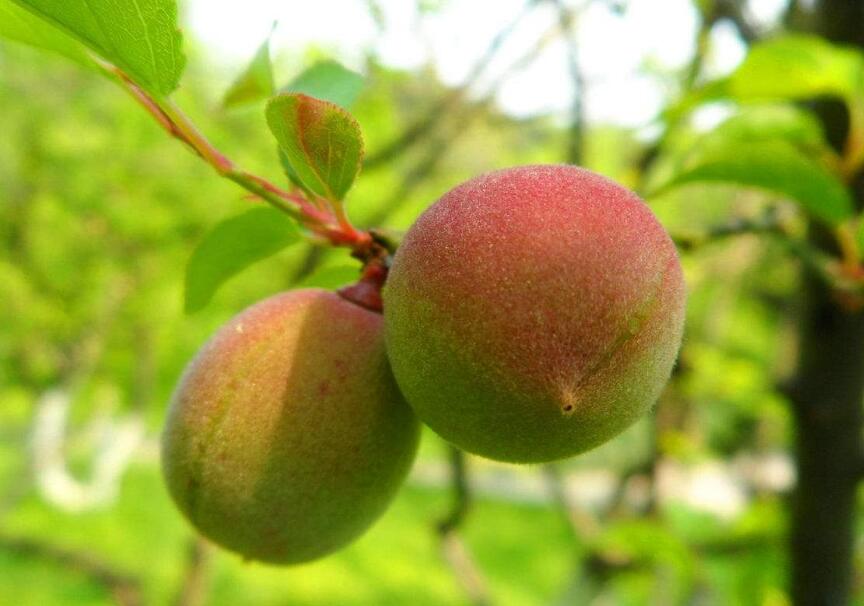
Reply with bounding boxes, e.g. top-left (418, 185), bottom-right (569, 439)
top-left (9, 0), bottom-right (185, 96)
top-left (0, 0), bottom-right (91, 67)
top-left (655, 140), bottom-right (853, 226)
top-left (184, 207), bottom-right (300, 314)
top-left (282, 60), bottom-right (364, 109)
top-left (223, 37), bottom-right (275, 108)
top-left (266, 93), bottom-right (364, 201)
